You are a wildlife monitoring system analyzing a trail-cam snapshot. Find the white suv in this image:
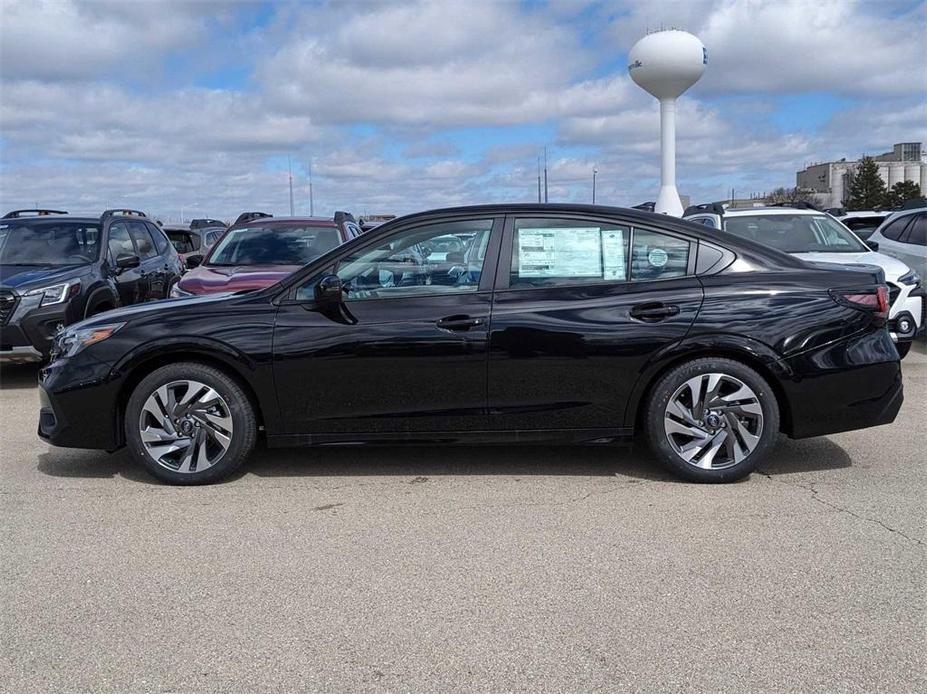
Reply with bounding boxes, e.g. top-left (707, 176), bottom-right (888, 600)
top-left (866, 206), bottom-right (926, 284)
top-left (684, 204), bottom-right (924, 357)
